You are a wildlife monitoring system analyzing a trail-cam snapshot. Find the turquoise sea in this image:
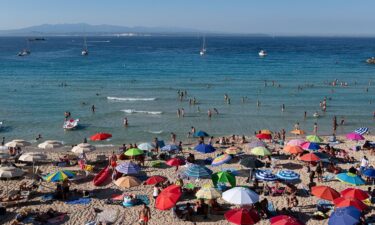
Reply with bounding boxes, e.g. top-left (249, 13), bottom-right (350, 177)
top-left (0, 36), bottom-right (374, 145)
